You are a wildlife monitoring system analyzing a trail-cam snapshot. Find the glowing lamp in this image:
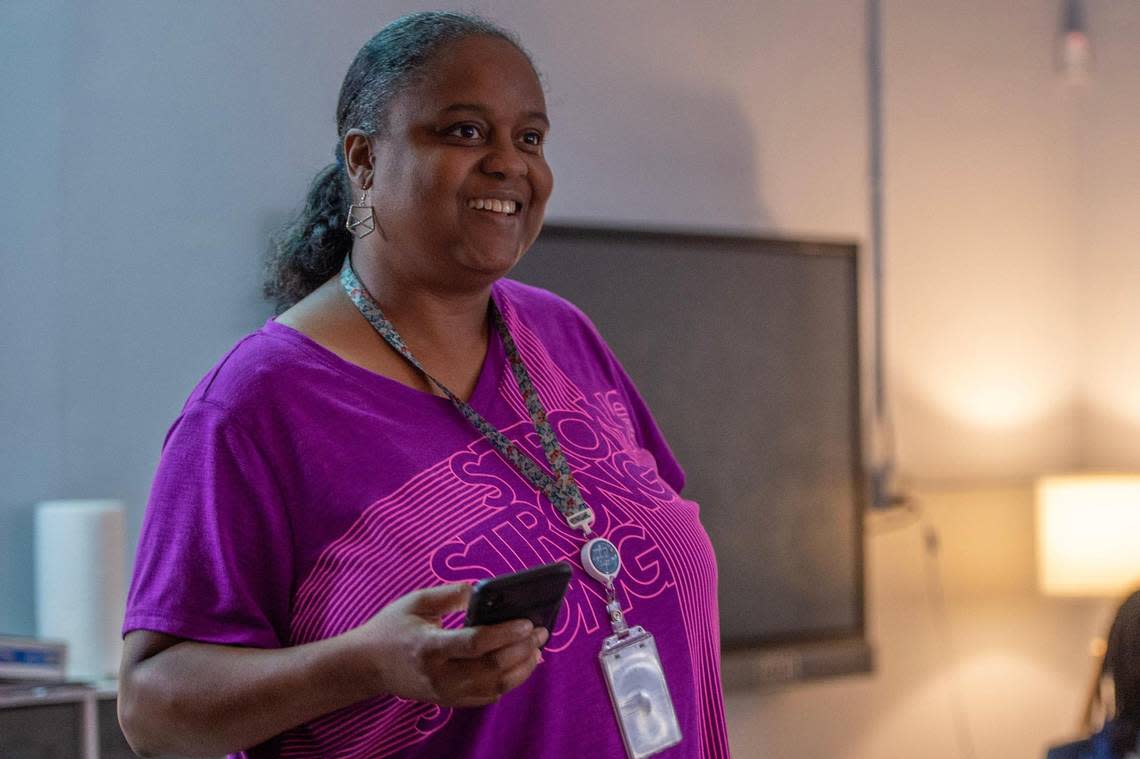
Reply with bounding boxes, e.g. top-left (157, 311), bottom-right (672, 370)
top-left (1036, 474), bottom-right (1140, 596)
